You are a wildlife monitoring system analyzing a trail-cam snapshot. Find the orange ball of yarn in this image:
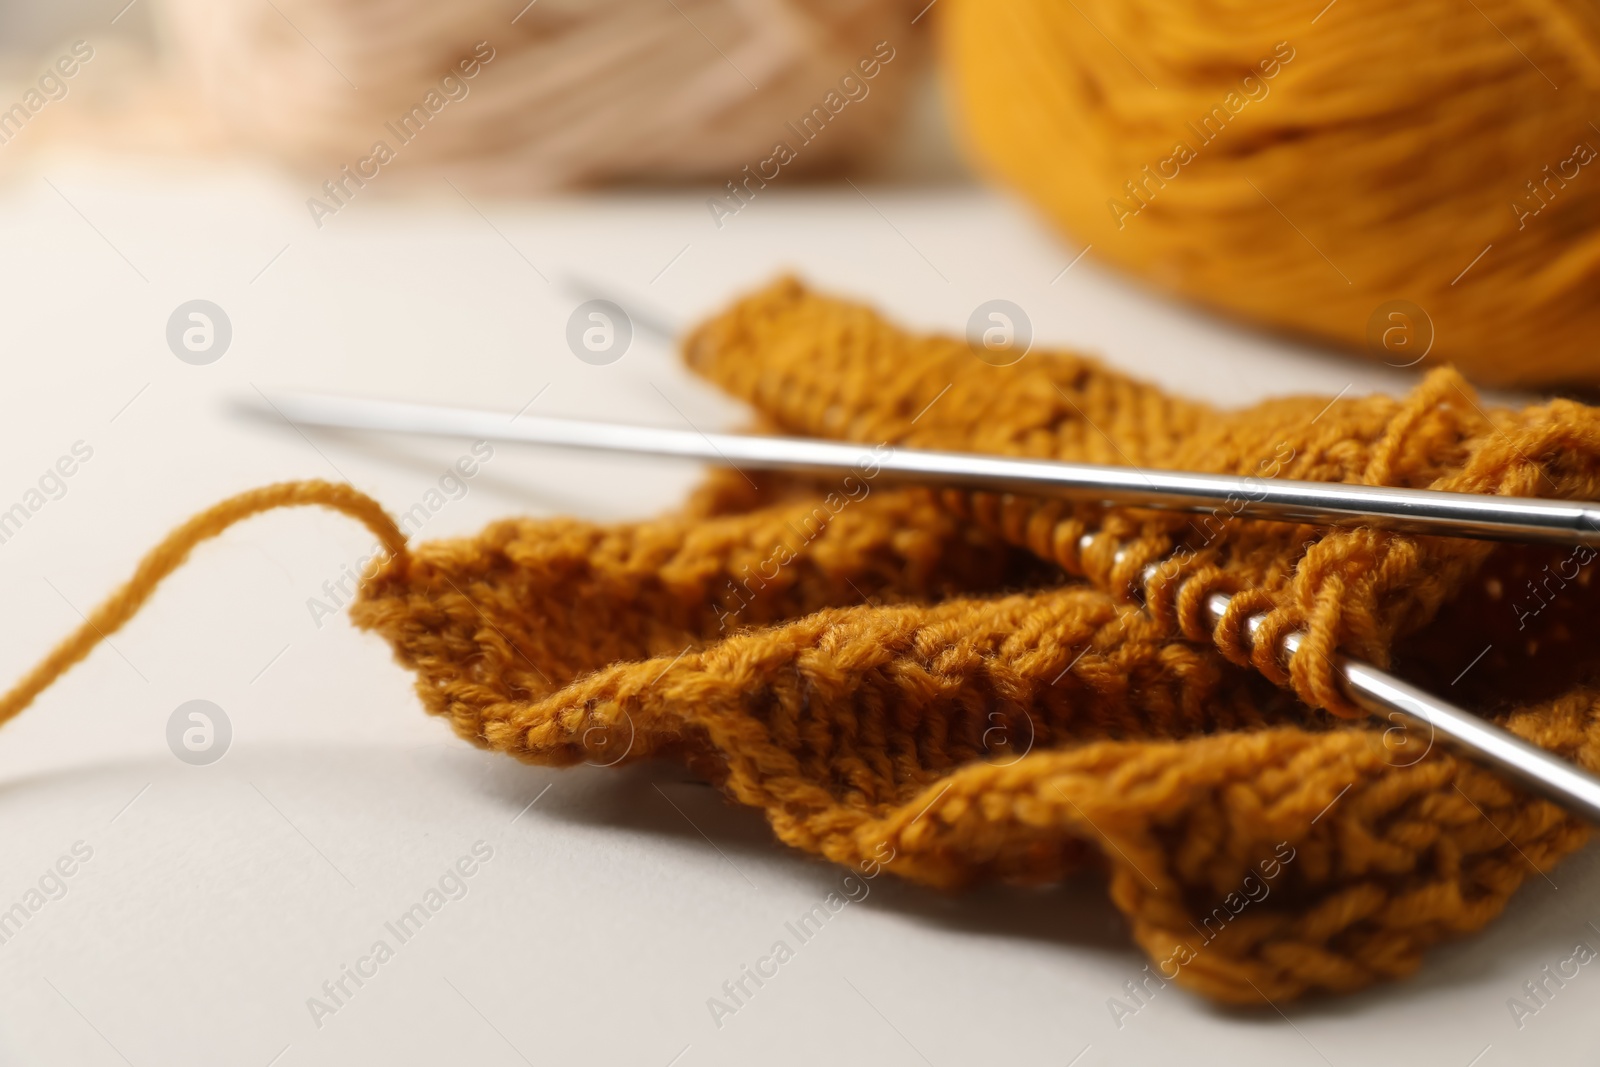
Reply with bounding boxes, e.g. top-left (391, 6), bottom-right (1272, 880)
top-left (153, 0), bottom-right (921, 190)
top-left (939, 0), bottom-right (1600, 389)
